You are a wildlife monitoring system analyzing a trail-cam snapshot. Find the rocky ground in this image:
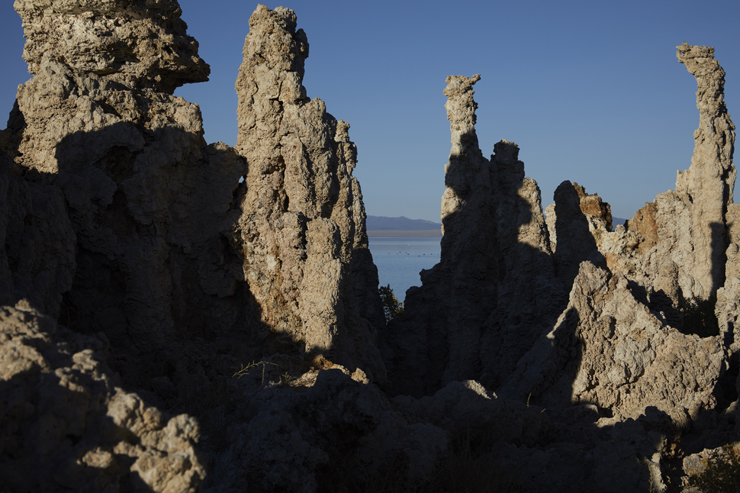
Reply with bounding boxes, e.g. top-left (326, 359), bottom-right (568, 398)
top-left (1, 2), bottom-right (739, 492)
